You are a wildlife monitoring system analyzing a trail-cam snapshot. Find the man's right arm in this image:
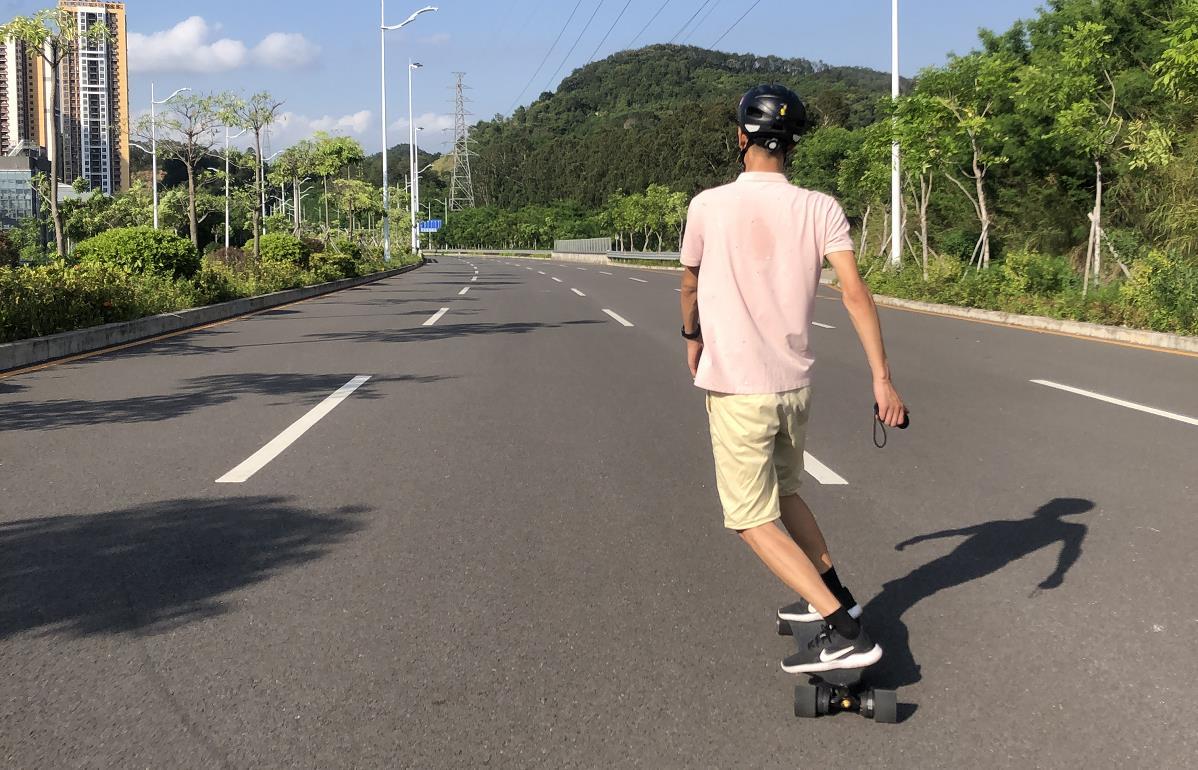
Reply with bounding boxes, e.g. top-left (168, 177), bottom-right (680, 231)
top-left (824, 249), bottom-right (906, 427)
